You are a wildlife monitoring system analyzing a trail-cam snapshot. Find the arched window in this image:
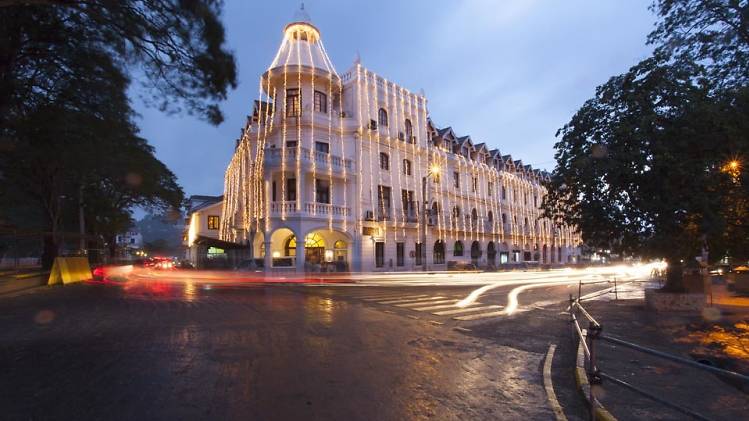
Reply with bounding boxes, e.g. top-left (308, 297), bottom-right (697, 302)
top-left (402, 159), bottom-right (412, 175)
top-left (284, 235), bottom-right (297, 256)
top-left (452, 206), bottom-right (461, 220)
top-left (488, 211), bottom-right (494, 222)
top-left (304, 233), bottom-right (325, 248)
top-left (378, 108), bottom-right (388, 127)
top-left (334, 240), bottom-right (347, 249)
top-left (471, 208), bottom-right (478, 223)
top-left (471, 241), bottom-right (481, 258)
top-left (453, 240), bottom-right (464, 256)
top-left (379, 152), bottom-right (389, 170)
top-left (405, 119), bottom-right (413, 142)
top-left (501, 213), bottom-right (507, 224)
top-left (433, 240), bottom-right (445, 264)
